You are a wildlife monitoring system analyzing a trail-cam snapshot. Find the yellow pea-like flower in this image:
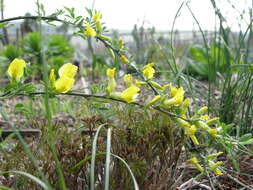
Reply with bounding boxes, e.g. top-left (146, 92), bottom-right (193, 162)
top-left (121, 85), bottom-right (140, 103)
top-left (185, 125), bottom-right (199, 145)
top-left (106, 68), bottom-right (116, 78)
top-left (7, 58), bottom-right (26, 80)
top-left (120, 55), bottom-right (129, 64)
top-left (208, 128), bottom-right (218, 136)
top-left (124, 74), bottom-right (133, 87)
top-left (163, 95), bottom-right (184, 106)
top-left (170, 86), bottom-right (178, 97)
top-left (58, 63), bottom-right (78, 78)
top-left (85, 23), bottom-right (97, 37)
top-left (106, 68), bottom-right (116, 95)
top-left (143, 63), bottom-right (155, 80)
top-left (55, 76), bottom-right (75, 93)
top-left (208, 160), bottom-right (224, 176)
top-left (49, 69), bottom-right (55, 88)
top-left (198, 106), bottom-right (208, 115)
top-left (188, 157), bottom-right (204, 172)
